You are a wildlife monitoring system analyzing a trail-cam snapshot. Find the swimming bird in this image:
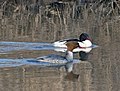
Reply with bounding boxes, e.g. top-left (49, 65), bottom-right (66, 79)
top-left (36, 42), bottom-right (81, 72)
top-left (53, 33), bottom-right (93, 53)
